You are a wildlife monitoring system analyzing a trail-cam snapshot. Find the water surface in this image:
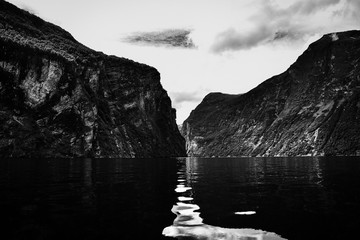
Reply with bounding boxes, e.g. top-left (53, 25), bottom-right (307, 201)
top-left (1, 157), bottom-right (359, 240)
